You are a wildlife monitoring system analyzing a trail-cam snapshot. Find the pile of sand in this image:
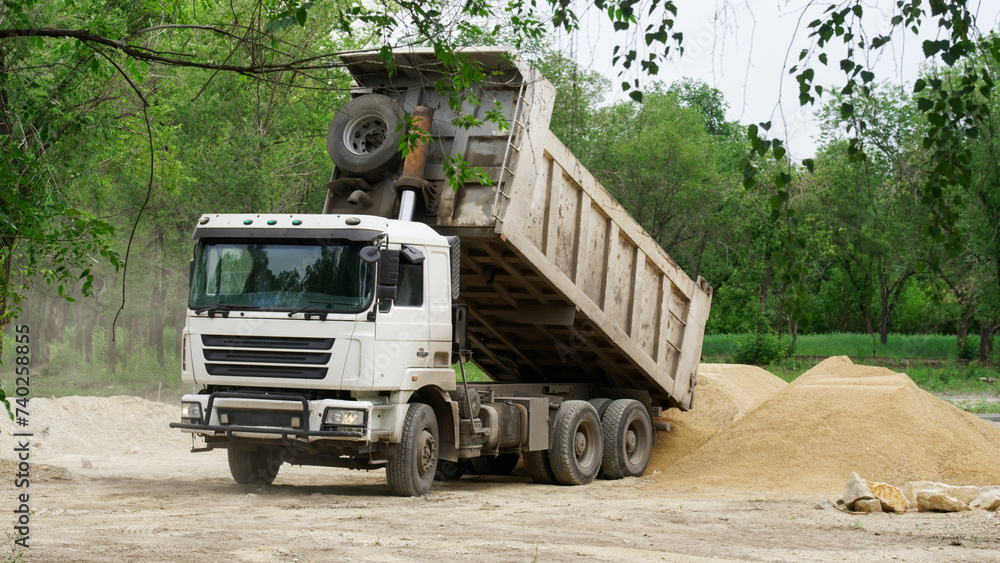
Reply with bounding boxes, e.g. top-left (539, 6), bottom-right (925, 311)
top-left (649, 364), bottom-right (788, 471)
top-left (650, 356), bottom-right (1000, 495)
top-left (0, 396), bottom-right (188, 459)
